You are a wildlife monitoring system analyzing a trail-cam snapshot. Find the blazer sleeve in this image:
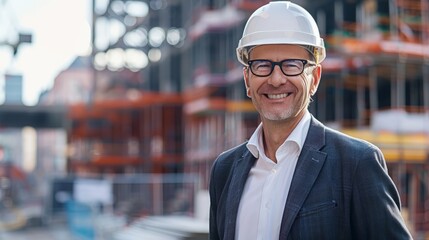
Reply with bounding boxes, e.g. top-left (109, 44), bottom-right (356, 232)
top-left (209, 150), bottom-right (236, 240)
top-left (209, 158), bottom-right (221, 240)
top-left (209, 143), bottom-right (248, 240)
top-left (350, 145), bottom-right (413, 239)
